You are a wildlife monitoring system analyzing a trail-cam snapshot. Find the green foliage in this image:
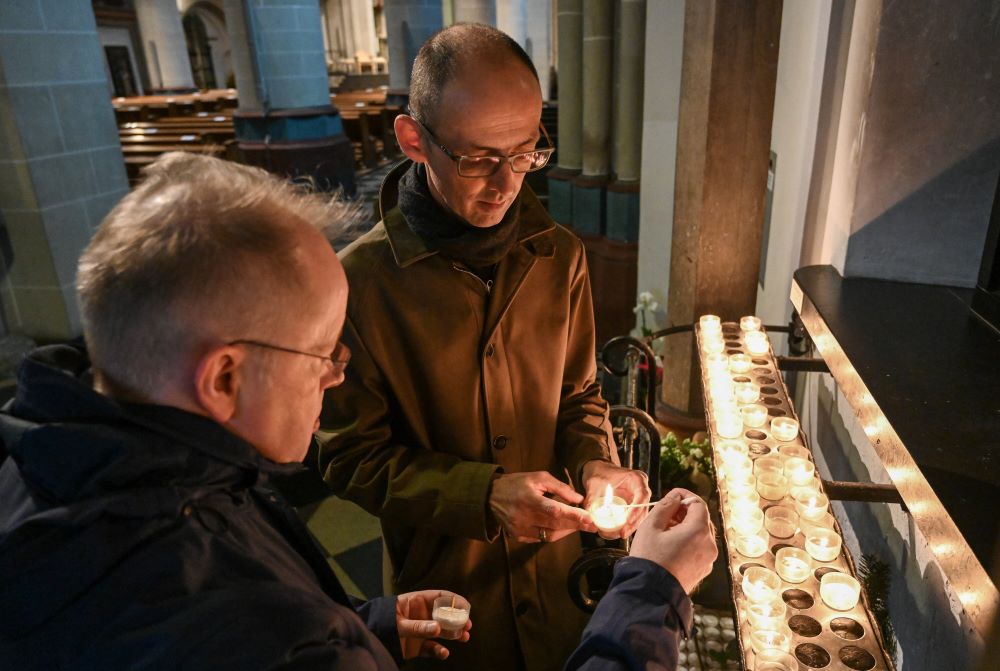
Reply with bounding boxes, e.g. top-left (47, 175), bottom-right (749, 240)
top-left (858, 553), bottom-right (897, 662)
top-left (659, 432), bottom-right (713, 490)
